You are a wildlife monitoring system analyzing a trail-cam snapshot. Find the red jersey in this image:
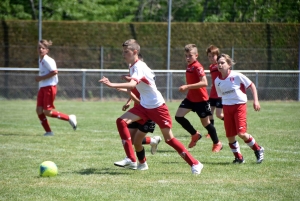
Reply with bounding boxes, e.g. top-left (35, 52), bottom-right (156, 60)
top-left (209, 63), bottom-right (220, 98)
top-left (131, 88), bottom-right (140, 106)
top-left (186, 61), bottom-right (209, 102)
